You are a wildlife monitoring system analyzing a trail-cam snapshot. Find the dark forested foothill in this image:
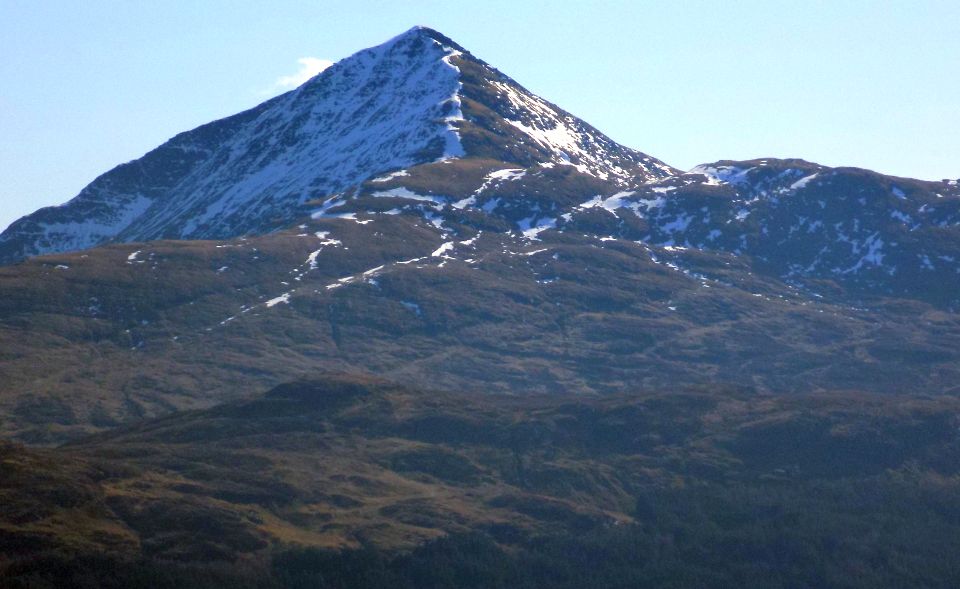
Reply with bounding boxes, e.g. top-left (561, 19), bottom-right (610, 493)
top-left (2, 376), bottom-right (960, 588)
